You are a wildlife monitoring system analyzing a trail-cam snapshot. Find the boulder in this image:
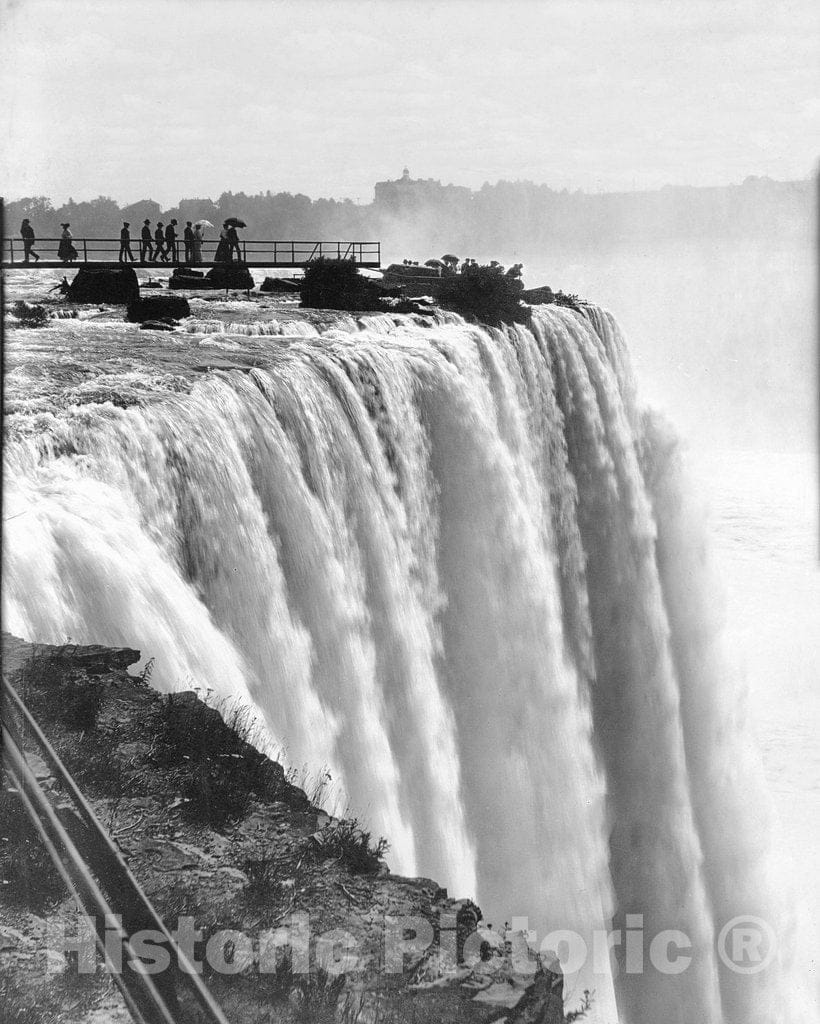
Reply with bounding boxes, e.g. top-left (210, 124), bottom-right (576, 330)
top-left (300, 258), bottom-right (384, 311)
top-left (260, 276), bottom-right (301, 293)
top-left (2, 634), bottom-right (140, 677)
top-left (168, 267), bottom-right (207, 290)
top-left (506, 958), bottom-right (563, 1024)
top-left (205, 262), bottom-right (255, 291)
top-left (67, 266), bottom-right (139, 305)
top-left (139, 320), bottom-right (177, 332)
top-left (384, 263), bottom-right (442, 279)
top-left (127, 295), bottom-right (191, 322)
top-left (521, 285), bottom-right (555, 305)
top-left (168, 274), bottom-right (213, 290)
